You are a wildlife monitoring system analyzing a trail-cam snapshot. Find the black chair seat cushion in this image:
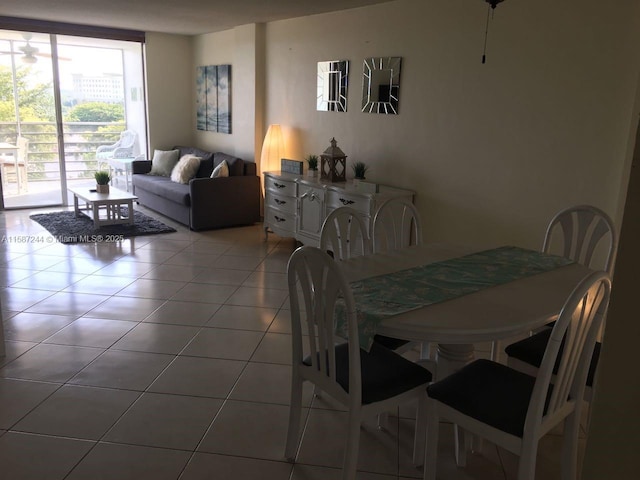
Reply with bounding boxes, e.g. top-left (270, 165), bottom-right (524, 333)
top-left (373, 334), bottom-right (410, 351)
top-left (427, 359), bottom-right (536, 437)
top-left (504, 328), bottom-right (601, 387)
top-left (303, 342), bottom-right (432, 405)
